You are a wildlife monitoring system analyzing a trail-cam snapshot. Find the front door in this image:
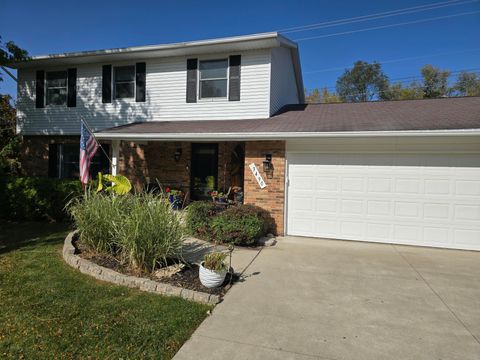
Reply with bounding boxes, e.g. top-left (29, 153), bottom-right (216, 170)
top-left (191, 143), bottom-right (218, 200)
